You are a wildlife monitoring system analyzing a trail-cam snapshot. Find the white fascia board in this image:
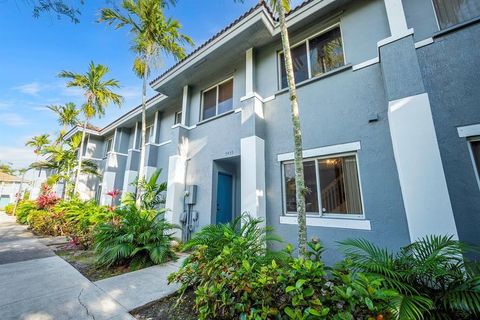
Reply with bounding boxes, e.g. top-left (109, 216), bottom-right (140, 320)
top-left (279, 0), bottom-right (338, 32)
top-left (277, 141), bottom-right (361, 162)
top-left (151, 7), bottom-right (274, 90)
top-left (99, 95), bottom-right (166, 136)
top-left (457, 123), bottom-right (480, 138)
